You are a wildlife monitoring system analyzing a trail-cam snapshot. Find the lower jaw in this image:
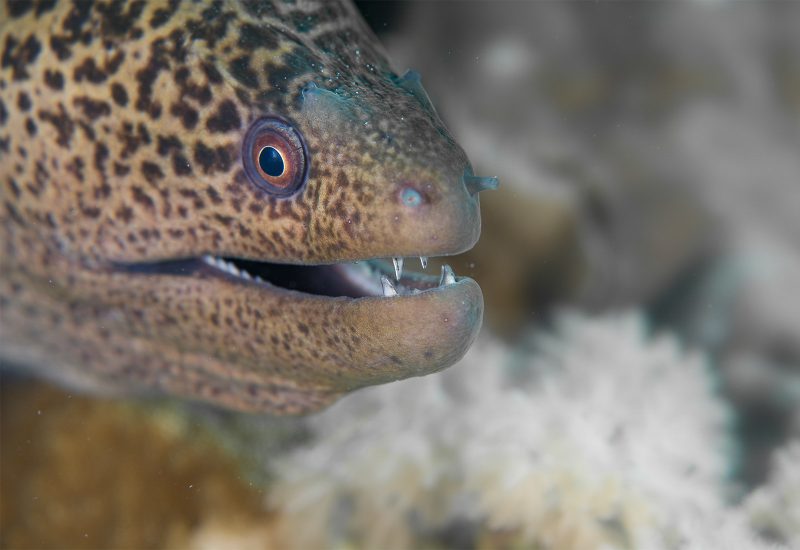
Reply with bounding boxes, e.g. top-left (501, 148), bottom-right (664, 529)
top-left (58, 254), bottom-right (485, 412)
